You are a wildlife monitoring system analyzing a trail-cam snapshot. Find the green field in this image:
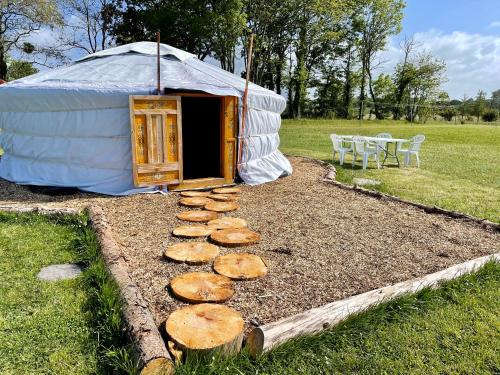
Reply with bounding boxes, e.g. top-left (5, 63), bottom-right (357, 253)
top-left (279, 119), bottom-right (500, 223)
